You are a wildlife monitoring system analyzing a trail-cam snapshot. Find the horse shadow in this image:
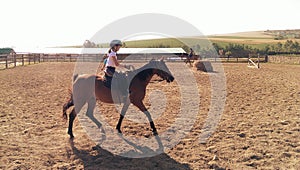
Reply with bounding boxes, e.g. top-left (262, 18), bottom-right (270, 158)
top-left (69, 135), bottom-right (191, 170)
top-left (207, 71), bottom-right (219, 74)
